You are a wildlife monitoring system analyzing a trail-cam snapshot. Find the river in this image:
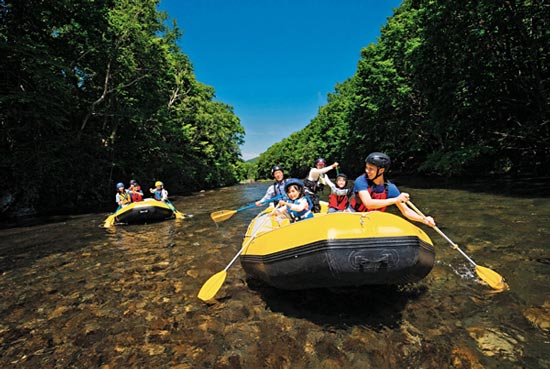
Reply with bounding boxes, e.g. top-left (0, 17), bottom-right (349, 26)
top-left (0, 179), bottom-right (549, 368)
